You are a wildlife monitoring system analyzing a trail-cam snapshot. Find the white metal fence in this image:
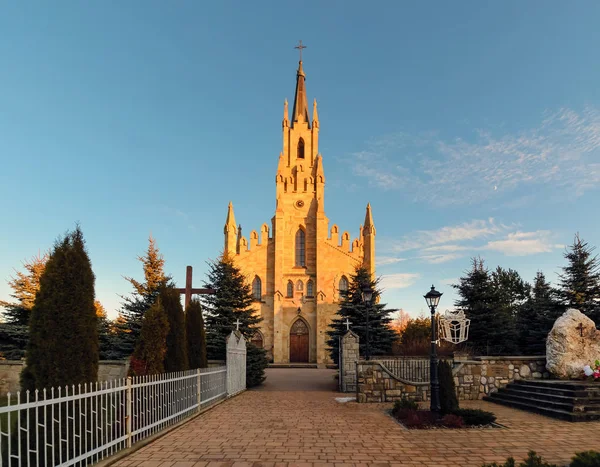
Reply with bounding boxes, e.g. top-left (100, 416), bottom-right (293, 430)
top-left (0, 366), bottom-right (230, 466)
top-left (0, 329), bottom-right (250, 467)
